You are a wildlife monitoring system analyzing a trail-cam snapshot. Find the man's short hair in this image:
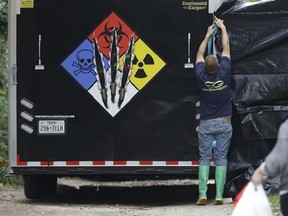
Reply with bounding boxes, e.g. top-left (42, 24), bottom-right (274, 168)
top-left (205, 55), bottom-right (219, 73)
